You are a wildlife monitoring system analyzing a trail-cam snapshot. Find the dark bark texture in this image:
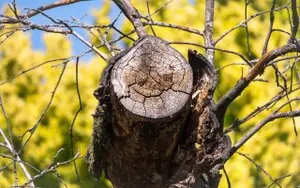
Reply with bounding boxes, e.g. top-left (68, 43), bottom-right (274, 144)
top-left (86, 36), bottom-right (231, 188)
